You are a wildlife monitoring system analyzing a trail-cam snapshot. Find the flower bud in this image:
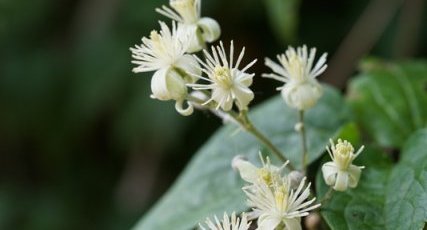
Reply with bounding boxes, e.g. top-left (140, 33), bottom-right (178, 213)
top-left (322, 139), bottom-right (365, 191)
